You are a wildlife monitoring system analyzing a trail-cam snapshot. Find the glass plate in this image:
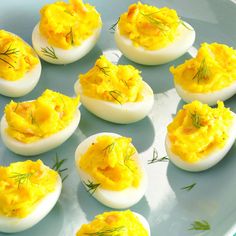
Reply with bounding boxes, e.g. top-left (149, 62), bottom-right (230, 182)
top-left (0, 0), bottom-right (236, 235)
